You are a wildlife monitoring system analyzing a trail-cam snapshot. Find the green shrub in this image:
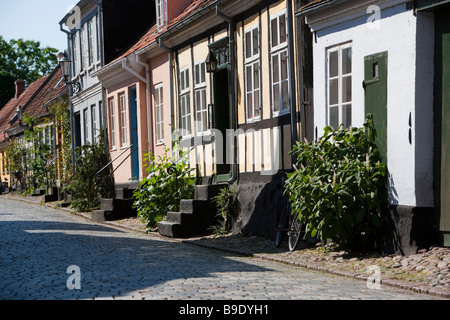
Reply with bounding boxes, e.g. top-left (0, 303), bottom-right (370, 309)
top-left (64, 133), bottom-right (114, 212)
top-left (284, 115), bottom-right (388, 251)
top-left (210, 183), bottom-right (239, 236)
top-left (133, 146), bottom-right (195, 232)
